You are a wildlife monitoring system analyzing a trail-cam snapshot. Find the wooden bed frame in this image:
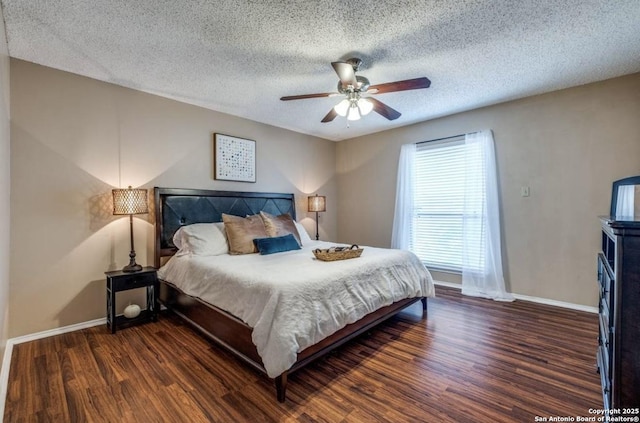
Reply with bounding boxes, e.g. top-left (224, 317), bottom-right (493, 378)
top-left (153, 187), bottom-right (427, 402)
